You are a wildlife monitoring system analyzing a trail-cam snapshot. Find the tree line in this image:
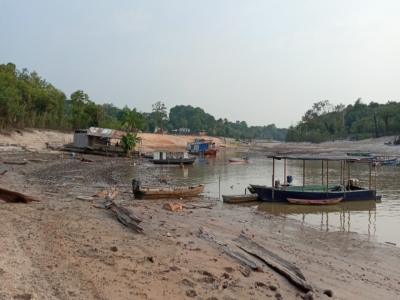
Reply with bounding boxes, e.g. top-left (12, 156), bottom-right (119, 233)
top-left (286, 98), bottom-right (400, 143)
top-left (0, 63), bottom-right (287, 141)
